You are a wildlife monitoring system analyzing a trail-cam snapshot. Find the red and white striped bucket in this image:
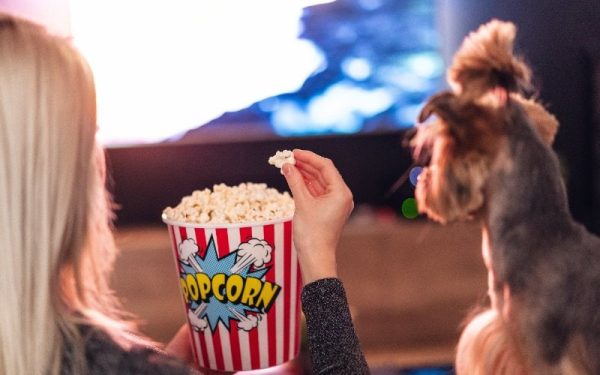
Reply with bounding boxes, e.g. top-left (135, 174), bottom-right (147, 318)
top-left (163, 217), bottom-right (302, 372)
